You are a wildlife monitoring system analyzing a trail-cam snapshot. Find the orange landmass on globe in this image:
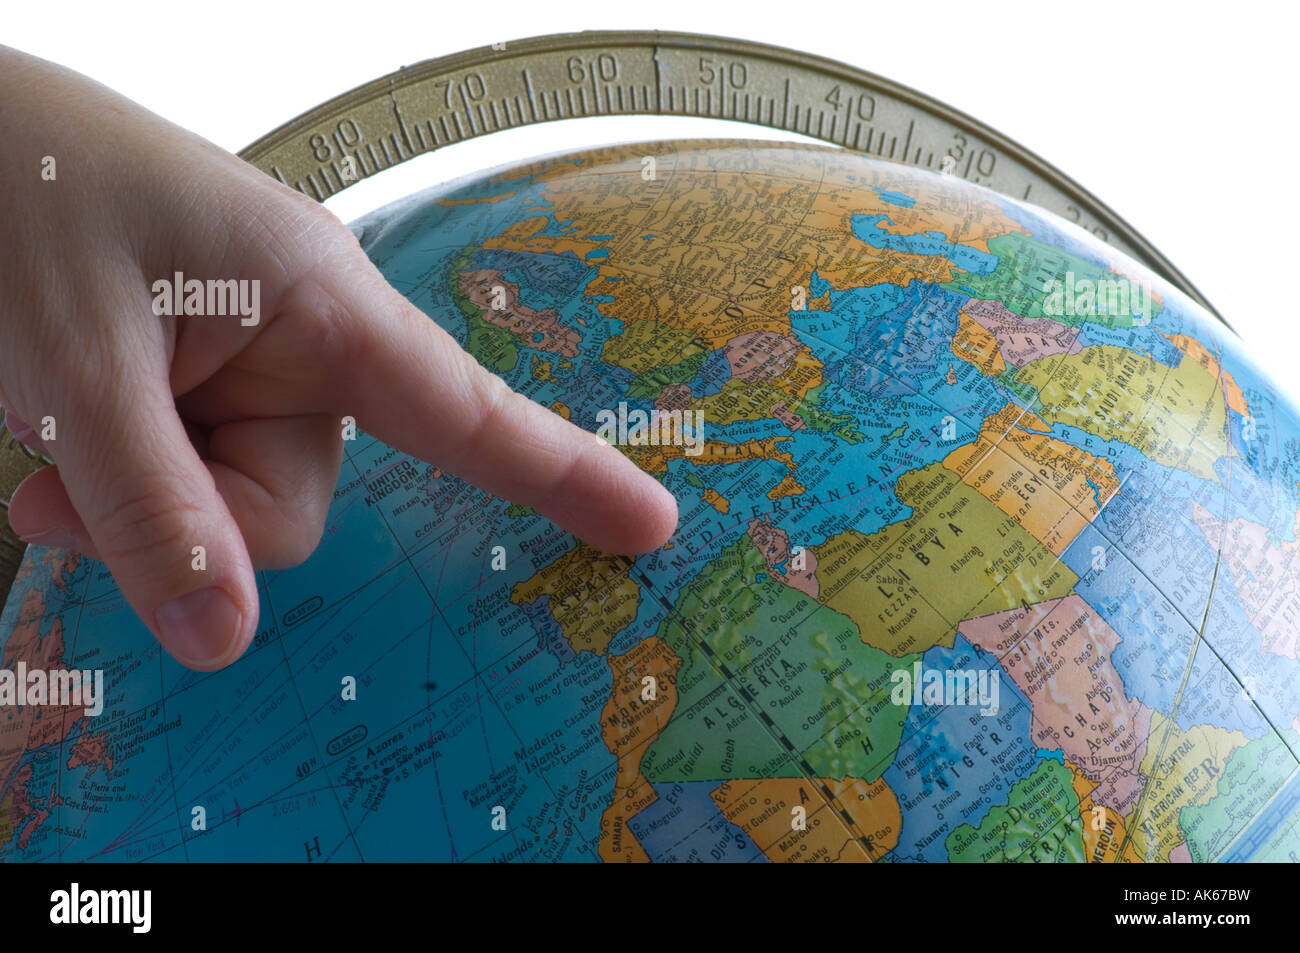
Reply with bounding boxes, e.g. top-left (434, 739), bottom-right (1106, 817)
top-left (67, 730), bottom-right (115, 776)
top-left (710, 776), bottom-right (901, 862)
top-left (1066, 761), bottom-right (1144, 863)
top-left (622, 435), bottom-right (800, 502)
top-left (701, 488), bottom-right (729, 514)
top-left (10, 764), bottom-right (50, 850)
top-left (436, 190), bottom-right (517, 206)
top-left (597, 637), bottom-right (681, 863)
top-left (766, 473), bottom-right (805, 500)
top-left (1, 591), bottom-right (76, 756)
top-left (951, 311), bottom-right (1006, 377)
top-left (941, 403), bottom-right (1121, 555)
top-left (509, 546), bottom-right (639, 657)
top-left (481, 145), bottom-right (1027, 354)
top-left (622, 435), bottom-right (786, 473)
top-left (12, 762), bottom-right (62, 850)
